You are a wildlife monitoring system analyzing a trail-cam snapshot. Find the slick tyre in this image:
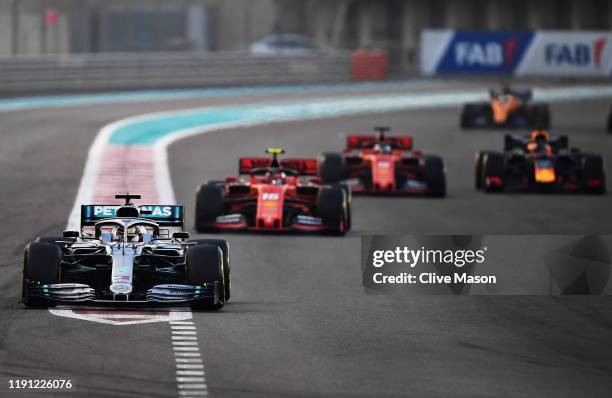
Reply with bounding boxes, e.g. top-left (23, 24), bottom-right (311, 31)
top-left (474, 151), bottom-right (489, 190)
top-left (482, 152), bottom-right (505, 192)
top-left (460, 104), bottom-right (477, 128)
top-left (318, 153), bottom-right (345, 183)
top-left (195, 183), bottom-right (225, 233)
top-left (333, 184), bottom-right (352, 231)
top-left (423, 155), bottom-right (446, 197)
top-left (582, 155), bottom-right (606, 194)
top-left (186, 245), bottom-right (225, 310)
top-left (22, 242), bottom-right (61, 308)
top-left (317, 187), bottom-right (347, 236)
top-left (189, 239), bottom-right (231, 301)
